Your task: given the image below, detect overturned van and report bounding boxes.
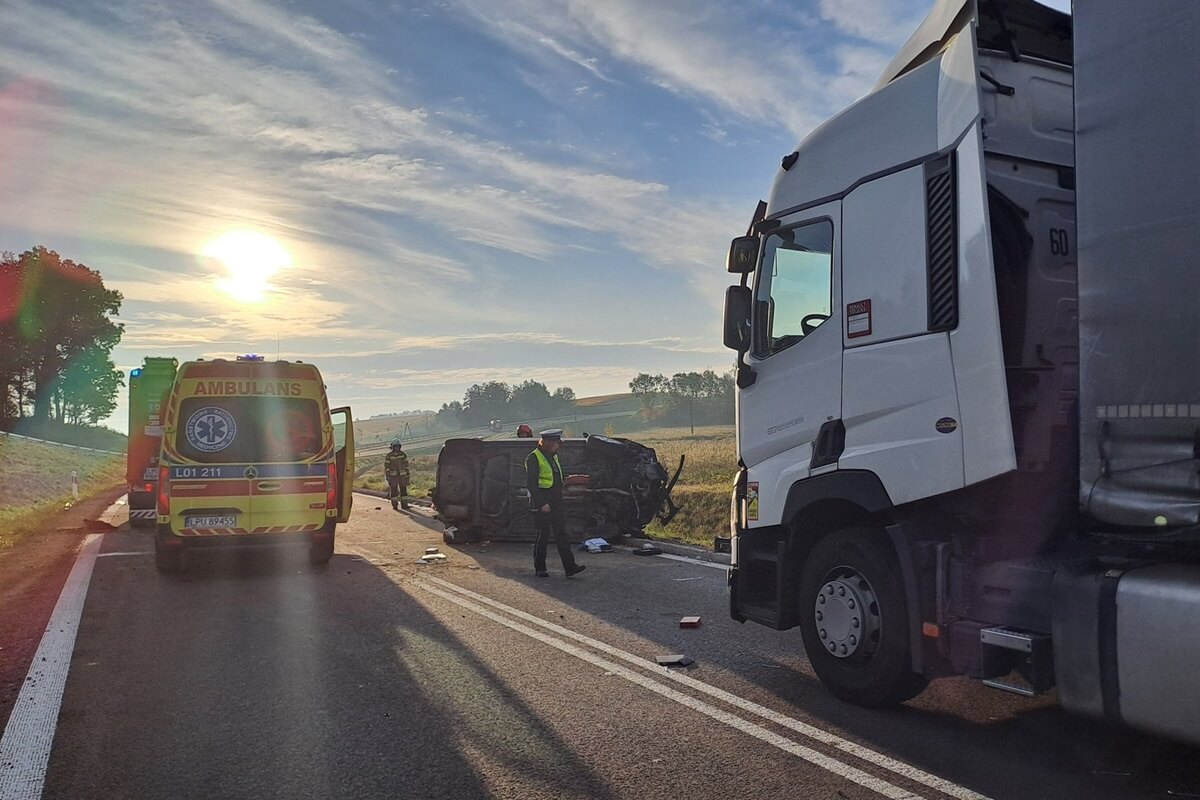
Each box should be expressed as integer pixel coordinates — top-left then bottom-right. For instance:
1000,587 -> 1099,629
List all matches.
433,435 -> 683,543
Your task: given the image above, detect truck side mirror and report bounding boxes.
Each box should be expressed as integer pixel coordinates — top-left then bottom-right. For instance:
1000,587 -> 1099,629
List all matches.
724,285 -> 752,351
727,236 -> 759,274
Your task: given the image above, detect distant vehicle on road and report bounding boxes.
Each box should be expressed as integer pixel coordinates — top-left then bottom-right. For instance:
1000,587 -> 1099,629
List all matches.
489,419 -> 503,433
126,357 -> 177,528
433,434 -> 683,544
153,355 -> 354,572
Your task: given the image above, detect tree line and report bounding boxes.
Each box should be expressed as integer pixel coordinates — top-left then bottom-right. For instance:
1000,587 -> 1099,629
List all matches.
0,248 -> 125,431
629,369 -> 734,431
436,380 -> 576,429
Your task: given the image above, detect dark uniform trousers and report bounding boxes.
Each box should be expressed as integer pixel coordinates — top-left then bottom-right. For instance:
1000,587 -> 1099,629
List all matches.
534,500 -> 576,573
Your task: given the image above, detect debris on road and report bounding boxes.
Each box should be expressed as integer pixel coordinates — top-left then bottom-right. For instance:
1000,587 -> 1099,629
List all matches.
82,518 -> 118,531
417,546 -> 448,565
633,544 -> 663,556
656,654 -> 695,669
679,616 -> 701,628
580,537 -> 612,553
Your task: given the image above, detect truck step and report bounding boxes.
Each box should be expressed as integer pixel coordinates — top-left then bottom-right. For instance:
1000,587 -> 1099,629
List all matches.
979,627 -> 1054,696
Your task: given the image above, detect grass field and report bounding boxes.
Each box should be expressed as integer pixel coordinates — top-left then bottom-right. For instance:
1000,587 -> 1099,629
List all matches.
0,435 -> 126,548
353,424 -> 736,548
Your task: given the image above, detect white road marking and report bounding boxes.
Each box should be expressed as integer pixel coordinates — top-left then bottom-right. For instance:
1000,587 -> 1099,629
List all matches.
0,534 -> 102,800
427,576 -> 989,800
653,552 -> 729,571
96,551 -> 151,558
420,581 -> 922,800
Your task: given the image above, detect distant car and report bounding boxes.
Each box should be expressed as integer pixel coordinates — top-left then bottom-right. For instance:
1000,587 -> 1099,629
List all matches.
433,434 -> 683,543
488,419 -> 503,433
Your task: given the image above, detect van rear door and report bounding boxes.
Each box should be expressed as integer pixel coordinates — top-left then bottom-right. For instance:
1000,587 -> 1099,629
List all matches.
331,407 -> 354,522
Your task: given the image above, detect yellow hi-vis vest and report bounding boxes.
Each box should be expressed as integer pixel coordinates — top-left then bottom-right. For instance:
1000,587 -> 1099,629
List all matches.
531,448 -> 562,489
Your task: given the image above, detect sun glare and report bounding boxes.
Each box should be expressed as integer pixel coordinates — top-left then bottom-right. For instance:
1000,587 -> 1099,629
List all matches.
201,230 -> 291,302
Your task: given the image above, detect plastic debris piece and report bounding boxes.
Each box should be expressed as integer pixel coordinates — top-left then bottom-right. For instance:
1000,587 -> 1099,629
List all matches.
425,547 -> 440,555
580,537 -> 612,553
632,544 -> 663,556
417,552 -> 448,564
655,654 -> 695,668
679,616 -> 701,628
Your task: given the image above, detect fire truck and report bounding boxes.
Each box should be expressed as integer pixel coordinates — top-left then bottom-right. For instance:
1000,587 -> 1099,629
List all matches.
126,357 -> 177,527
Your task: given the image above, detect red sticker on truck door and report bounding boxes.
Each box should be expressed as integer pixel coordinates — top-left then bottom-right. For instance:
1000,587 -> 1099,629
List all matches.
846,299 -> 872,338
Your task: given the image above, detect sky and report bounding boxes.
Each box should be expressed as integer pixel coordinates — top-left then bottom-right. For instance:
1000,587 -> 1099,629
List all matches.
0,0 -> 1069,430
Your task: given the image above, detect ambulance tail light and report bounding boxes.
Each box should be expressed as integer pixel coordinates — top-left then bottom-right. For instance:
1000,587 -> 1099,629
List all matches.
157,466 -> 170,515
326,462 -> 338,511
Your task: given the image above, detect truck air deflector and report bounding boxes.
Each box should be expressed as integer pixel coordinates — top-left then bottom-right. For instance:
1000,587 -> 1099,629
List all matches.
925,155 -> 959,332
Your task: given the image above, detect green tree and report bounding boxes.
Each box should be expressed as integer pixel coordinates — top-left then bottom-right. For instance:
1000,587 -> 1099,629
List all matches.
552,386 -> 575,409
0,248 -> 121,424
629,372 -> 668,414
53,346 -> 125,425
511,380 -> 554,418
462,381 -> 512,425
0,247 -> 123,427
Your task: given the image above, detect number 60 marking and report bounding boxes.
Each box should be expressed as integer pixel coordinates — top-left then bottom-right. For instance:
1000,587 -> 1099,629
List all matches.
1049,227 -> 1070,256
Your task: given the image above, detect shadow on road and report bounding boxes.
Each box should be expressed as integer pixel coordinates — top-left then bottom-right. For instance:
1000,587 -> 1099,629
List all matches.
439,540 -> 1200,800
45,533 -> 615,800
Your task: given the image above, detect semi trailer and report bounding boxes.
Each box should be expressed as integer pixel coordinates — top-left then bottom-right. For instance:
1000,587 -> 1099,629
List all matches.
721,0 -> 1200,743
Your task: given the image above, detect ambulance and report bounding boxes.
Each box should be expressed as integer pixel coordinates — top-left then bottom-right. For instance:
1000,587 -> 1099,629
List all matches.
154,355 -> 354,572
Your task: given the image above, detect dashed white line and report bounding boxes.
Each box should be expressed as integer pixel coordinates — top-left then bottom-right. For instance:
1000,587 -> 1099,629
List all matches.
0,534 -> 102,800
425,576 -> 989,800
420,581 -> 923,800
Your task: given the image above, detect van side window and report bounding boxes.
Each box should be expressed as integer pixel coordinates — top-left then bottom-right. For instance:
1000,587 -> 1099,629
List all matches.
754,220 -> 834,356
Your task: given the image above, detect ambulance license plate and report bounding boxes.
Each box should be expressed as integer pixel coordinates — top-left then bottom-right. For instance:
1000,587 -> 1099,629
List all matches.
184,515 -> 236,528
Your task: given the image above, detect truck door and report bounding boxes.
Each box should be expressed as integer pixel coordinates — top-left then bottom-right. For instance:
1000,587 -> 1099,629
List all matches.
331,407 -> 355,522
739,203 -> 842,525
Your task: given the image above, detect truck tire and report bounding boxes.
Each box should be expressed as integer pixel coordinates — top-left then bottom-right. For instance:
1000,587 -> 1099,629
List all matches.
798,527 -> 928,706
155,539 -> 182,573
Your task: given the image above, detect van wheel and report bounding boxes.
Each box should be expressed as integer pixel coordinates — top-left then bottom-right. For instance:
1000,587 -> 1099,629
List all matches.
155,540 -> 182,573
798,527 -> 928,706
309,533 -> 335,566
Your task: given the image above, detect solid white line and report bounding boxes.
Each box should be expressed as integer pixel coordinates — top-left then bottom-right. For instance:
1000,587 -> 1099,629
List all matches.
427,576 -> 989,800
653,552 -> 729,571
0,534 -> 102,800
420,582 -> 922,800
96,551 -> 151,558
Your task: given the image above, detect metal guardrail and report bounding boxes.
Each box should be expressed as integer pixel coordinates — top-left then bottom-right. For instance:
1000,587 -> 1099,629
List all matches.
0,430 -> 123,456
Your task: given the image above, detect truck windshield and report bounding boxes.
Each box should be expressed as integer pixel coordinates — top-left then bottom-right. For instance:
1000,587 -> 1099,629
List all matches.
754,219 -> 834,356
175,396 -> 324,463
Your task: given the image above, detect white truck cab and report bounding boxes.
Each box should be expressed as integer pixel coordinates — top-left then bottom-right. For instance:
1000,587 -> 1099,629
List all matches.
723,0 -> 1200,743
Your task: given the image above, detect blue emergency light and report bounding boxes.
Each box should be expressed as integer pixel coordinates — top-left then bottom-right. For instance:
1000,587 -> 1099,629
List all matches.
130,368 -> 142,377
237,354 -> 265,362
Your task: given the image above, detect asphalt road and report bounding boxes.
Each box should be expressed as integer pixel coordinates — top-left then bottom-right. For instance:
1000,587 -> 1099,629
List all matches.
24,495 -> 1200,800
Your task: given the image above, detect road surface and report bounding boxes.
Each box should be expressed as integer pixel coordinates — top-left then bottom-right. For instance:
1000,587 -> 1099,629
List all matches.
4,494 -> 1200,800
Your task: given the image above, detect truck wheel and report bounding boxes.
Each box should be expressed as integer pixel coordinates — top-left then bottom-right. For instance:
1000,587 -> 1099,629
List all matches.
155,540 -> 182,573
798,527 -> 928,706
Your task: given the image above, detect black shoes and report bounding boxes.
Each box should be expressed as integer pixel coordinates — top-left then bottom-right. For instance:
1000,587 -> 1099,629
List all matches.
566,565 -> 587,578
536,570 -> 549,577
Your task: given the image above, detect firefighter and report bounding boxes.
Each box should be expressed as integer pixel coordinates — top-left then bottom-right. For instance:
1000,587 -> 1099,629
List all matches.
516,423 -> 533,438
384,438 -> 410,510
525,429 -> 585,578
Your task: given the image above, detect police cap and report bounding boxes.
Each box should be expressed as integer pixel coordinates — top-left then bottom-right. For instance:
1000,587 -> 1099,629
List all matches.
539,429 -> 564,441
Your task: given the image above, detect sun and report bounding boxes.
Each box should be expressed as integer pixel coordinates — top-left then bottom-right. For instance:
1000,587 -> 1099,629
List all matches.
201,230 -> 291,302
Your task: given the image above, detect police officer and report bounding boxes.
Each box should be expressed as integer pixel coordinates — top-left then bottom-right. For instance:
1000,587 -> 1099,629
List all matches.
384,438 -> 410,510
526,429 -> 585,578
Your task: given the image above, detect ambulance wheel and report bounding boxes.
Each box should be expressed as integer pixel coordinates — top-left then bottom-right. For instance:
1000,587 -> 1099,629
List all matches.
797,527 -> 928,707
309,531 -> 335,566
155,540 -> 183,573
